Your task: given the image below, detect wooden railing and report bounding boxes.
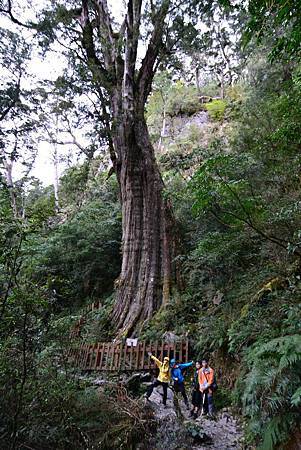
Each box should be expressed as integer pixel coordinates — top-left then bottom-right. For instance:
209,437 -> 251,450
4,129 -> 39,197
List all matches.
69,340 -> 189,371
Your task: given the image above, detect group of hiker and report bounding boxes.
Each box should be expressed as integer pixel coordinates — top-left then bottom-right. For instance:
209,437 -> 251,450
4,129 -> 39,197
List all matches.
145,352 -> 215,418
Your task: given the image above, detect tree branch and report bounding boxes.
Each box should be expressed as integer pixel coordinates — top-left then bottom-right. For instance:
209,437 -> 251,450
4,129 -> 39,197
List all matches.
137,0 -> 170,109
0,75 -> 21,122
123,0 -> 143,111
0,0 -> 34,29
80,0 -> 111,89
92,0 -> 117,73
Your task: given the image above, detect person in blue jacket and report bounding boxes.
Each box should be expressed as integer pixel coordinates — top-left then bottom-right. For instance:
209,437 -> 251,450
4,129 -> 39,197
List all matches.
170,358 -> 193,409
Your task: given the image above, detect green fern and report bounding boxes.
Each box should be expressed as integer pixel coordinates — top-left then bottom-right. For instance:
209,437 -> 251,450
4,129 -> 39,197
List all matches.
240,331 -> 301,448
291,387 -> 301,407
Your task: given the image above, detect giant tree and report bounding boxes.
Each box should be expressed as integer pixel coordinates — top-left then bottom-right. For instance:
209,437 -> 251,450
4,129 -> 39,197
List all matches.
76,0 -> 192,336
54,0 -> 201,336
1,0 -> 202,335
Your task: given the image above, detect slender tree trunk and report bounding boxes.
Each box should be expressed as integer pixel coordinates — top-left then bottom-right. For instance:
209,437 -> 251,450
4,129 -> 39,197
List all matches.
52,117 -> 60,213
2,155 -> 18,217
53,144 -> 59,213
112,113 -> 175,337
195,66 -> 201,96
220,73 -> 225,99
158,104 -> 166,153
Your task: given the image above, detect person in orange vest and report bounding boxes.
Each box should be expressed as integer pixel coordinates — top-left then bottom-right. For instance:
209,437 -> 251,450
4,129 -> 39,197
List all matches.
145,352 -> 171,406
198,358 -> 215,416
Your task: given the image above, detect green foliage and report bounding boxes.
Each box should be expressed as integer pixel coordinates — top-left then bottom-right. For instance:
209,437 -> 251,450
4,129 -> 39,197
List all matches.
35,197 -> 121,307
237,305 -> 301,448
245,0 -> 301,60
205,99 -> 227,121
166,83 -> 202,117
184,422 -> 212,445
80,293 -> 115,341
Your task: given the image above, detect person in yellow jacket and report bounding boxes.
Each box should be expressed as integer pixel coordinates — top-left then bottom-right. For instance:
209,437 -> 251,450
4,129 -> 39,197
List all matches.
145,352 -> 170,406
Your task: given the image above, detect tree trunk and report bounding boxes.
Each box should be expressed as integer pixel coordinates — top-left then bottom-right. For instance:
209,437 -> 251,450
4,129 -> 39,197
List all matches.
52,144 -> 60,213
112,114 -> 175,337
79,0 -> 176,337
158,105 -> 166,153
2,154 -> 18,218
195,66 -> 201,96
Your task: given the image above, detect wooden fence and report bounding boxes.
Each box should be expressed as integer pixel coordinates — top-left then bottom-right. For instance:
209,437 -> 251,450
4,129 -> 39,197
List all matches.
69,340 -> 189,371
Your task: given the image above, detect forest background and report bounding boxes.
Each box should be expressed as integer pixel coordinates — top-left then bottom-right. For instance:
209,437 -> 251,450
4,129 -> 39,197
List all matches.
0,0 -> 300,449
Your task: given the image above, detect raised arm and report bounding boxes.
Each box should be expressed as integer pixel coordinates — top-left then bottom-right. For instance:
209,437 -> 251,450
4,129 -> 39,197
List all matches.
178,361 -> 193,369
150,354 -> 162,368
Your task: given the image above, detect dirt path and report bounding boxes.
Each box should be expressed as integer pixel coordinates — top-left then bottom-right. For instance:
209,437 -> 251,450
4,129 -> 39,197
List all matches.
145,386 -> 246,449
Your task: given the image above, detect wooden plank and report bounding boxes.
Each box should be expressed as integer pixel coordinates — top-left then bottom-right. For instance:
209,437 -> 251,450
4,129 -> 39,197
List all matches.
123,341 -> 127,370
81,345 -> 87,369
89,344 -> 95,369
129,343 -> 134,370
104,343 -> 109,370
79,344 -> 85,368
170,342 -> 175,362
154,341 -> 158,367
118,342 -> 123,371
159,340 -> 163,360
141,341 -> 146,370
146,342 -> 151,369
99,343 -> 105,370
75,344 -> 81,366
185,339 -> 189,362
94,343 -> 100,370
135,342 -> 140,370
114,343 -> 118,370
85,345 -> 92,369
179,340 -> 183,363
110,343 -> 115,370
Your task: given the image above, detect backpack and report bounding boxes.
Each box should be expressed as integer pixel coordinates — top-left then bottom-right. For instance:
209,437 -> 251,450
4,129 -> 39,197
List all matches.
211,375 -> 218,392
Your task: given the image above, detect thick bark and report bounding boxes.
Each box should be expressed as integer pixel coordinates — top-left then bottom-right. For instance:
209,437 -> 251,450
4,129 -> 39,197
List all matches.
80,0 -> 176,336
112,114 -> 176,337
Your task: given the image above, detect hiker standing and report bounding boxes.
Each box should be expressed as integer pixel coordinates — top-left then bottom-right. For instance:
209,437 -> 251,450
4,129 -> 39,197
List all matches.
145,353 -> 170,406
170,358 -> 193,409
190,360 -> 202,418
199,358 -> 215,416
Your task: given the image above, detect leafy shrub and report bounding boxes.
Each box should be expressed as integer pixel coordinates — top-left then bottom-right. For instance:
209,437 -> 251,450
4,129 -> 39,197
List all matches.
34,196 -> 121,307
166,83 -> 202,117
205,99 -> 227,120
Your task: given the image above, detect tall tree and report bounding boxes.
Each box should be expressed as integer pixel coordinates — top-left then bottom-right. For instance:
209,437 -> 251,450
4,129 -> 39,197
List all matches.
189,2 -> 246,98
1,0 -> 201,335
46,0 -> 202,336
77,0 -> 178,335
0,27 -> 38,218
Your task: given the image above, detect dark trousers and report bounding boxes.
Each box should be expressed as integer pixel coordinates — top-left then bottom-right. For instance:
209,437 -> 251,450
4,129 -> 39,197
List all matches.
173,381 -> 188,404
201,390 -> 214,414
191,389 -> 202,408
147,380 -> 168,405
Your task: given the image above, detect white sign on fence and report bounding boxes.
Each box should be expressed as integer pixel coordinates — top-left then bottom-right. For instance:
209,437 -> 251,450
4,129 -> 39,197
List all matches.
126,338 -> 138,347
